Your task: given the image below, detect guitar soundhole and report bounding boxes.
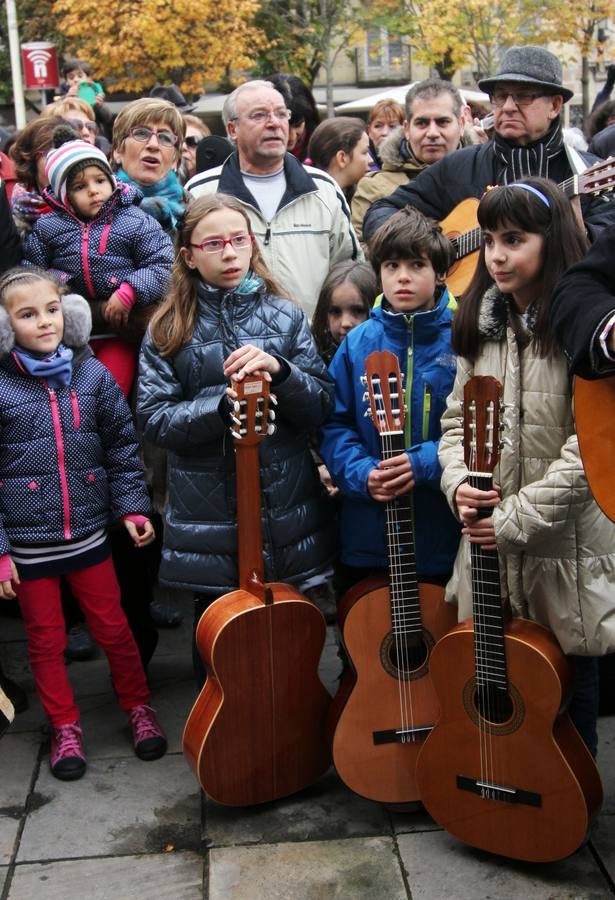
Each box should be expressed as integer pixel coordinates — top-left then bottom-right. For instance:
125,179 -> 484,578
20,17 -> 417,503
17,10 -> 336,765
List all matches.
462,677 -> 525,736
380,630 -> 434,681
474,685 -> 514,724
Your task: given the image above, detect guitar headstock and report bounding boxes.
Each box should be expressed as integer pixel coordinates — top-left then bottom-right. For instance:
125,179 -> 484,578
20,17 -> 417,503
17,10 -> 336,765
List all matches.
230,376 -> 276,446
463,376 -> 503,473
363,350 -> 405,434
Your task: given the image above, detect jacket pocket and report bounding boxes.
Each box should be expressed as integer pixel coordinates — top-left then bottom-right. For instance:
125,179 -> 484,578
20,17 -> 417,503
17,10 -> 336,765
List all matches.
0,477 -> 45,527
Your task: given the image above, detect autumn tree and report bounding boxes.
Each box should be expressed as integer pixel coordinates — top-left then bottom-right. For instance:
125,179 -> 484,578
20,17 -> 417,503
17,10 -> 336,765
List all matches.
51,0 -> 266,95
365,0 -> 554,82
542,0 -> 615,116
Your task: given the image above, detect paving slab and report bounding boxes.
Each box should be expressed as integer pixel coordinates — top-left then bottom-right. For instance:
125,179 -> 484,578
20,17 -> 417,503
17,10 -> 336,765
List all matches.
6,851 -> 203,900
397,829 -> 609,899
0,866 -> 6,893
204,768 -> 389,848
17,754 -> 201,862
0,731 -> 41,864
589,813 -> 615,881
597,713 -> 615,814
208,835 -> 407,900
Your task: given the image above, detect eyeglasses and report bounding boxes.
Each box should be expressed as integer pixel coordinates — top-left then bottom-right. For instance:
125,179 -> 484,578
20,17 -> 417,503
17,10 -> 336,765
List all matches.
65,118 -> 97,133
128,127 -> 178,147
190,234 -> 253,254
183,136 -> 201,148
231,109 -> 292,125
490,90 -> 546,108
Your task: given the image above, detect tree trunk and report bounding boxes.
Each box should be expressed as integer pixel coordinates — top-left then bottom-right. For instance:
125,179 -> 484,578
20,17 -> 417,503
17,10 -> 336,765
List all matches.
434,48 -> 455,81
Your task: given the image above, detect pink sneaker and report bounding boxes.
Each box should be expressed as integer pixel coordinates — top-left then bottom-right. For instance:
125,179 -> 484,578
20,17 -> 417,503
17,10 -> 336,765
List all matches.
50,721 -> 86,781
128,704 -> 167,761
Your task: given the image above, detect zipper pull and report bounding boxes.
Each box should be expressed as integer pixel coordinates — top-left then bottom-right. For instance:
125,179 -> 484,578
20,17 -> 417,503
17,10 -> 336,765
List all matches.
264,225 -> 271,246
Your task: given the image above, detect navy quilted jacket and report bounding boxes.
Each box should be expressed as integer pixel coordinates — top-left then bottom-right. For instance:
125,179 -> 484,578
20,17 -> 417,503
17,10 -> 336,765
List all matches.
137,284 -> 338,593
0,347 -> 151,555
22,183 -> 173,305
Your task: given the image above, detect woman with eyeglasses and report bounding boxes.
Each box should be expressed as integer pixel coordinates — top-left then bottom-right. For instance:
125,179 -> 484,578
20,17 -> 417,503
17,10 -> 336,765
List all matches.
111,98 -> 187,236
180,114 -> 211,183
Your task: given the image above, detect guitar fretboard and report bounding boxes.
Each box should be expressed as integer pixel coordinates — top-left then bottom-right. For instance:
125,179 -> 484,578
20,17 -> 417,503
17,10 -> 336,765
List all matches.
468,474 -> 508,690
382,430 -> 422,639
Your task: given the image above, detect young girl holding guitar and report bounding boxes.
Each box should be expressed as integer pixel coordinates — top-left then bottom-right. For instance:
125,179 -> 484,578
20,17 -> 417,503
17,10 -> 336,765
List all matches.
439,176 -> 615,757
137,194 -> 337,686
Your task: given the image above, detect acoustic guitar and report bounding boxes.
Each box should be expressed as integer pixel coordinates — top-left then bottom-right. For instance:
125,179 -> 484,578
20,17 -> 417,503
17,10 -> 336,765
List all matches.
183,376 -> 331,806
442,157 -> 615,296
415,375 -> 602,862
330,350 -> 456,804
574,374 -> 615,522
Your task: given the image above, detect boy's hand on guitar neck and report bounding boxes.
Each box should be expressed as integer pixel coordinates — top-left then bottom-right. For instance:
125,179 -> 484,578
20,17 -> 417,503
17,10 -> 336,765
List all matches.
368,453 -> 415,502
455,481 -> 501,550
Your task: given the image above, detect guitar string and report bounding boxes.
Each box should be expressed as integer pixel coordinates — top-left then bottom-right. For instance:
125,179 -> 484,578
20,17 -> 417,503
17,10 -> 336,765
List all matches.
375,371 -> 415,743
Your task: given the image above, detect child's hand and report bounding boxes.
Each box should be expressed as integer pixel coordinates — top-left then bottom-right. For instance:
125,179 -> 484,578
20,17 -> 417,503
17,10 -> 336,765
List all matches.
0,558 -> 19,600
223,345 -> 281,382
368,453 -> 414,502
123,517 -> 155,548
94,91 -> 105,106
318,464 -> 339,498
462,515 -> 497,550
103,293 -> 130,329
455,481 -> 500,525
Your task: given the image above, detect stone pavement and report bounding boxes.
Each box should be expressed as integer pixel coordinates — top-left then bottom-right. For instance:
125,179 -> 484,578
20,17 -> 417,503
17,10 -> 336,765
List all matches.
1,590 -> 615,900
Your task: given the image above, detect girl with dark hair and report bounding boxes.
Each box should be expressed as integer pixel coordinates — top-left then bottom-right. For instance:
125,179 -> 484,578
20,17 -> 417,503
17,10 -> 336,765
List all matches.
311,260 -> 375,365
439,176 -> 615,757
137,193 -> 337,683
10,116 -> 66,235
307,117 -> 370,199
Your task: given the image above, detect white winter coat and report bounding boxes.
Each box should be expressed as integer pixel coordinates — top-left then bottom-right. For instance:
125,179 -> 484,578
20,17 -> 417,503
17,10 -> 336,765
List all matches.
439,287 -> 615,656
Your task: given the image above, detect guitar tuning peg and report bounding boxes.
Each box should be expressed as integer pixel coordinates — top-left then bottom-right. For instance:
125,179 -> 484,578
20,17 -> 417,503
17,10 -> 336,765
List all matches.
362,391 -> 369,402
267,424 -> 276,435
269,394 -> 278,406
359,375 -> 367,385
231,414 -> 241,427
233,400 -> 240,413
268,409 -> 276,421
231,430 -> 242,440
364,409 -> 372,418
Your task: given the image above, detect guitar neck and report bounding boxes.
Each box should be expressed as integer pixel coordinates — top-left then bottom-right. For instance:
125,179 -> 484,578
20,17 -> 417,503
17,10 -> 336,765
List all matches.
468,473 -> 508,690
235,443 -> 265,589
381,430 -> 422,638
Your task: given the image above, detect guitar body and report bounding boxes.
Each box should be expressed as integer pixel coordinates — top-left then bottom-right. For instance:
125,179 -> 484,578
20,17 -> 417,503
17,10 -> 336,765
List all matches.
440,197 -> 479,297
574,374 -> 615,521
416,618 -> 603,862
331,577 -> 457,803
183,583 -> 331,806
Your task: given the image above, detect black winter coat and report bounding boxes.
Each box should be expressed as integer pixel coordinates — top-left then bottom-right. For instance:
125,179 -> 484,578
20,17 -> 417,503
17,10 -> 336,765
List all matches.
363,140 -> 615,242
137,284 -> 337,593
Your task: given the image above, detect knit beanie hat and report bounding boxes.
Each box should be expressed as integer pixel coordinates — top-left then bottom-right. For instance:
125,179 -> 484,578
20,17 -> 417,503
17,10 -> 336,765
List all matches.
45,127 -> 115,204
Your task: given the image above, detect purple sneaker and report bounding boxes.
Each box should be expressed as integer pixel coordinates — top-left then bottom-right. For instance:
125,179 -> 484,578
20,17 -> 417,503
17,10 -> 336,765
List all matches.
128,705 -> 167,761
50,721 -> 86,781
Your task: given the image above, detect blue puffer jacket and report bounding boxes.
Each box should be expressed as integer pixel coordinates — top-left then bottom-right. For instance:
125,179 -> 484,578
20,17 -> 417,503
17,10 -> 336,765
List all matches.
137,282 -> 338,593
22,183 -> 173,305
0,338 -> 151,556
320,288 -> 461,577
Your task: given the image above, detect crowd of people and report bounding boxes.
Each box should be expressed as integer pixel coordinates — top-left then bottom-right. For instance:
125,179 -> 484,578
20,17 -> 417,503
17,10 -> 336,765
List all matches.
1,44 -> 615,797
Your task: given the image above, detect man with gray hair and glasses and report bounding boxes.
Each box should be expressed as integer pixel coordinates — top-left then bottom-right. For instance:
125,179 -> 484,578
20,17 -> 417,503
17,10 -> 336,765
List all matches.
187,80 -> 361,320
363,46 -> 615,242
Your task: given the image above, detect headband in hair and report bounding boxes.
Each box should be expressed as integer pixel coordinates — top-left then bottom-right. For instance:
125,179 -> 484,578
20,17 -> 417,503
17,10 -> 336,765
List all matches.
506,183 -> 551,208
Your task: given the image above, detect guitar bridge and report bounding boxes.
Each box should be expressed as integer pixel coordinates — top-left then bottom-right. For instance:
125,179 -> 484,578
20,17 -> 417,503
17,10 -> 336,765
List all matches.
373,725 -> 432,745
456,774 -> 541,807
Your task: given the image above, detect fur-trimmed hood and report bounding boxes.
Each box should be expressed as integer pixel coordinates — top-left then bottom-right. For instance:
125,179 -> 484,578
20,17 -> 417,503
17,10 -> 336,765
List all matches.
477,285 -> 537,341
0,292 -> 92,359
378,126 -> 427,174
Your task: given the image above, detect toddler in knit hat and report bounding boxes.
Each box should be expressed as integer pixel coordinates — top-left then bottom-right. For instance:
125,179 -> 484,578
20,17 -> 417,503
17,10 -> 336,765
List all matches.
20,125 -> 173,397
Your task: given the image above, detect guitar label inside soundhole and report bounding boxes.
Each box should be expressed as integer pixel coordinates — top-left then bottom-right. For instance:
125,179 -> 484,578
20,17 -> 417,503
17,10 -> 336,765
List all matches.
380,630 -> 434,681
462,676 -> 525,736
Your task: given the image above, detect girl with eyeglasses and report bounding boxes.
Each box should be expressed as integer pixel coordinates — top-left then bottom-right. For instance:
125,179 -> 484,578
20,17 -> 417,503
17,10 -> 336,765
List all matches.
137,193 -> 337,684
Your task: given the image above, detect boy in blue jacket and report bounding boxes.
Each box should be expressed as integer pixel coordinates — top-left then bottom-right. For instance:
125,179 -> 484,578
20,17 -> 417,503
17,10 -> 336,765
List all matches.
320,206 -> 461,594
22,129 -> 173,397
